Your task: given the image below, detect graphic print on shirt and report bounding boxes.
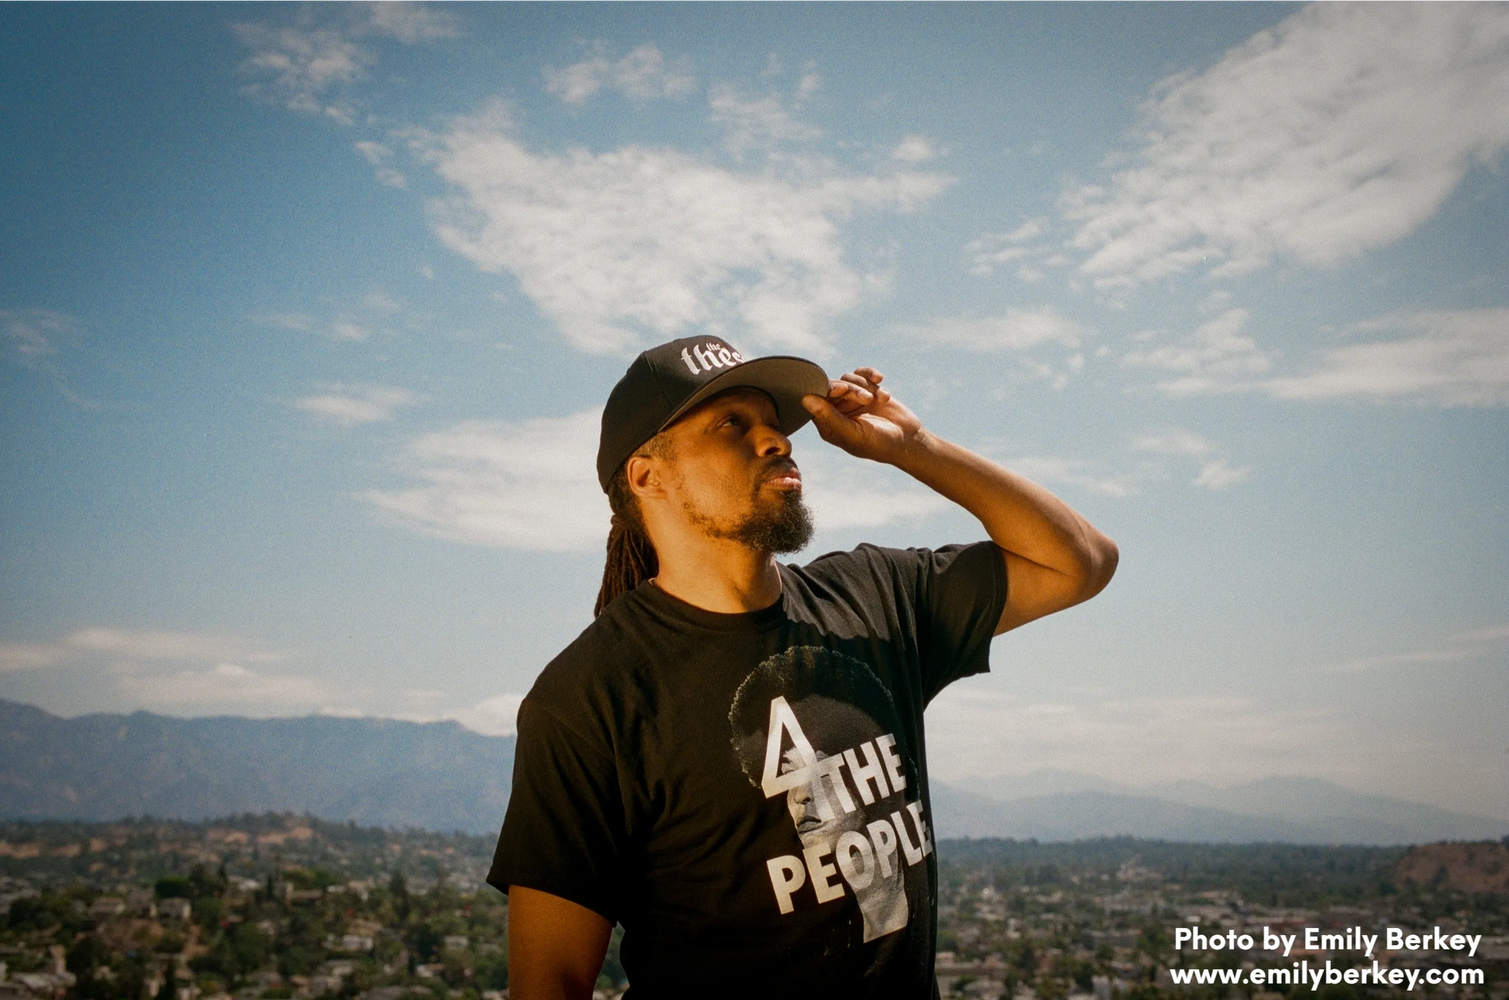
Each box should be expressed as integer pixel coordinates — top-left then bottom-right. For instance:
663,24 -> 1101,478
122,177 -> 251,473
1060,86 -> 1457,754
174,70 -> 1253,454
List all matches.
728,646 -> 934,943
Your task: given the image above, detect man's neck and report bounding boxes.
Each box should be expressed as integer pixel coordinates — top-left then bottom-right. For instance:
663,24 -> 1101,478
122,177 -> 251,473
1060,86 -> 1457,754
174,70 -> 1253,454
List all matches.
651,538 -> 783,614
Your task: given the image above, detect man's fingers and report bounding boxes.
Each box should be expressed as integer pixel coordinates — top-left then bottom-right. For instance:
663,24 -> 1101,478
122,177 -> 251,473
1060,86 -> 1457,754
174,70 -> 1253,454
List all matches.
803,394 -> 863,445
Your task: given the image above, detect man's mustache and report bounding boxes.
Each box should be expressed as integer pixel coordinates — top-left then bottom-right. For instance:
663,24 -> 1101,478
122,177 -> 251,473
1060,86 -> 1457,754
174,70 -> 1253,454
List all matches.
758,457 -> 801,483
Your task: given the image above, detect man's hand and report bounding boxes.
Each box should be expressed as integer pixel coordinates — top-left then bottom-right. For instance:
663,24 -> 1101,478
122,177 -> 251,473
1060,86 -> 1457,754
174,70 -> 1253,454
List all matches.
801,367 -> 924,465
802,365 -> 1117,635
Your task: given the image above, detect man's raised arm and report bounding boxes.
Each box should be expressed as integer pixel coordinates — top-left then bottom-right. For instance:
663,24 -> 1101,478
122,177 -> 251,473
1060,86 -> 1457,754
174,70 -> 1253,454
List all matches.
802,367 -> 1118,634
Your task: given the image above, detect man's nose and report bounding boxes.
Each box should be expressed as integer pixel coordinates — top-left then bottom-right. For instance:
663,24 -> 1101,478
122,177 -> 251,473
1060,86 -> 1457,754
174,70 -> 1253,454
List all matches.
754,421 -> 791,457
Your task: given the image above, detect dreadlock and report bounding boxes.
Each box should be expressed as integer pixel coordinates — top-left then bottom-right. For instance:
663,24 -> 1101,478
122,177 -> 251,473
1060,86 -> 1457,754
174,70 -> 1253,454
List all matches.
594,441 -> 665,616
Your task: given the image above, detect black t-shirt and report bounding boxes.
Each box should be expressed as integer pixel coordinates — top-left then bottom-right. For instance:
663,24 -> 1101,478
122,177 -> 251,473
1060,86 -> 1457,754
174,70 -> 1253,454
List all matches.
489,541 -> 1007,998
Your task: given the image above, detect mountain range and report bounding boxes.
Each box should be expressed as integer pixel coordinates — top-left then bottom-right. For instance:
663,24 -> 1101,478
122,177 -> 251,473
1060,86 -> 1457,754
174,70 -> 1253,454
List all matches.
0,700 -> 513,835
1,701 -> 1502,844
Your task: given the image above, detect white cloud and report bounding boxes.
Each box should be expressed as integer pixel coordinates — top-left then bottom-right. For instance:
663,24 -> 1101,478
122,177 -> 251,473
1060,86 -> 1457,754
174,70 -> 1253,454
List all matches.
232,23 -> 371,121
1190,458 -> 1251,490
1131,429 -> 1216,457
966,219 -> 1046,276
366,409 -> 609,551
65,627 -> 280,663
892,135 -> 937,164
544,43 -> 694,104
797,448 -> 953,531
1264,308 -> 1509,407
447,693 -> 527,737
0,643 -> 64,672
1,627 -> 319,713
1122,308 -> 1272,395
1127,307 -> 1509,407
898,307 -> 1083,353
115,662 -> 329,710
1,308 -> 72,359
1066,4 -> 1509,286
355,141 -> 407,188
365,3 -> 459,45
420,101 -> 950,355
892,308 -> 1086,388
1329,621 -> 1509,673
1004,455 -> 1152,499
233,4 -> 458,122
708,84 -> 824,158
926,688 -> 1350,787
365,408 -> 948,551
1132,429 -> 1250,490
295,384 -> 415,426
252,289 -> 407,342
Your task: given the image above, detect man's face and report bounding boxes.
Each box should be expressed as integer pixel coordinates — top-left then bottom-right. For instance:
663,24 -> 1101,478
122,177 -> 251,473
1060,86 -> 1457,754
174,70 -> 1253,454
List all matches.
652,388 -> 813,554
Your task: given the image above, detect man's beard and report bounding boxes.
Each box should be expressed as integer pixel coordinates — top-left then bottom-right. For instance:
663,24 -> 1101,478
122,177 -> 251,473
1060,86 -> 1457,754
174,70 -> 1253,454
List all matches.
724,487 -> 813,555
682,461 -> 814,555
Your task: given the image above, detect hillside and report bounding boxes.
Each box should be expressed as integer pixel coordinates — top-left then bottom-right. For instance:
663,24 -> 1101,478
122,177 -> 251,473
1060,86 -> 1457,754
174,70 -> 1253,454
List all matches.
0,701 -> 514,835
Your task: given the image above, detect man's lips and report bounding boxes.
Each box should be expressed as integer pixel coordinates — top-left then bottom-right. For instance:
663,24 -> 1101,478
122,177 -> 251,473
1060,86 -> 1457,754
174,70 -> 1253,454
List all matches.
762,461 -> 802,490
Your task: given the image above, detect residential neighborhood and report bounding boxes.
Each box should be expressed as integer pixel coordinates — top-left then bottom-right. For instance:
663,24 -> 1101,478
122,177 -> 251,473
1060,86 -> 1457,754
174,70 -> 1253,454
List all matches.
0,817 -> 1503,1000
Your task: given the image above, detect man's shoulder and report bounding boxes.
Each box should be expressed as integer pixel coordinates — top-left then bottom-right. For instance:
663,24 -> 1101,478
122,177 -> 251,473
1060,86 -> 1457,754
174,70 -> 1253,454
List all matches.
528,591 -> 656,707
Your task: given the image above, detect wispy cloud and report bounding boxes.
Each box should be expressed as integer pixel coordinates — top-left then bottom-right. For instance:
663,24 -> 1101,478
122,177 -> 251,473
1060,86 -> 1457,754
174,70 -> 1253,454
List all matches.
253,289 -> 407,342
966,219 -> 1046,277
294,383 -> 415,426
0,643 -> 65,672
0,628 -> 315,713
1,308 -> 70,360
797,448 -> 953,532
987,427 -> 1249,497
364,3 -> 459,45
1003,454 -> 1154,499
446,693 -> 527,737
1329,622 -> 1509,674
1132,429 -> 1251,490
892,135 -> 938,164
419,101 -> 949,355
926,688 -> 1351,787
708,82 -> 823,158
1122,307 -> 1272,395
1264,308 -> 1509,407
892,308 -> 1087,388
366,407 -> 951,551
544,43 -> 695,104
366,410 -> 608,551
1127,306 -> 1509,407
355,140 -> 407,188
115,662 -> 330,710
1065,4 -> 1509,286
233,4 -> 458,123
64,627 -> 282,663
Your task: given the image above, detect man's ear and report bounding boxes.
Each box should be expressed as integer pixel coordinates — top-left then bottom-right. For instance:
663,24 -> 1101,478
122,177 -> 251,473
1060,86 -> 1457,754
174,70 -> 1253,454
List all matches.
625,454 -> 667,500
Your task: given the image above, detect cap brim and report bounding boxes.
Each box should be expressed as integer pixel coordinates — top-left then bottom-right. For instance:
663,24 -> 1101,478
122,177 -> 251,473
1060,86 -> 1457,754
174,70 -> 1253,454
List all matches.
660,355 -> 831,437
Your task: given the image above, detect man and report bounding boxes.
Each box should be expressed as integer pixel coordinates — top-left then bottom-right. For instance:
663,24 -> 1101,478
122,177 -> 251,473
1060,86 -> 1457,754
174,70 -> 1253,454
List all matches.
490,335 -> 1117,998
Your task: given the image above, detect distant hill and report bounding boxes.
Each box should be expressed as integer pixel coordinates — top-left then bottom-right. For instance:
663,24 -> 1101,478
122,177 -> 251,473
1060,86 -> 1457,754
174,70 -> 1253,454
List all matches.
1395,841 -> 1509,894
5,701 -> 1503,845
934,770 -> 1508,845
0,701 -> 514,835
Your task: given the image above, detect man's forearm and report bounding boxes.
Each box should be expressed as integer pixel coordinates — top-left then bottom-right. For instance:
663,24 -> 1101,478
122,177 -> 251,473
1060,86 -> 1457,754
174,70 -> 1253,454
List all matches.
891,429 -> 1118,623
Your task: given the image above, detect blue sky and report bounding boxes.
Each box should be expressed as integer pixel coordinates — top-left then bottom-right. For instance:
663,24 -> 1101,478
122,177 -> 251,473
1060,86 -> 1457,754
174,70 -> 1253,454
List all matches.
3,3 -> 1507,822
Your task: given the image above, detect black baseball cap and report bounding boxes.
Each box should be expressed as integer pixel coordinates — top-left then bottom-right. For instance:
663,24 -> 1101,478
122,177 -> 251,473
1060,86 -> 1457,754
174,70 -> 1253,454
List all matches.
596,336 -> 830,492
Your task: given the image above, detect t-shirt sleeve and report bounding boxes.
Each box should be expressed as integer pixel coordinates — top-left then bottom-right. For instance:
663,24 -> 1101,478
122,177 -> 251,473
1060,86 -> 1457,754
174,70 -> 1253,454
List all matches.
487,696 -> 627,922
903,540 -> 1008,702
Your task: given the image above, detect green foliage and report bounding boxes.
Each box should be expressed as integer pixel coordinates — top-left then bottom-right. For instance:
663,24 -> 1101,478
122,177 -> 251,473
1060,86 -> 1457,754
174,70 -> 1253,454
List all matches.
155,876 -> 193,899
6,892 -> 69,931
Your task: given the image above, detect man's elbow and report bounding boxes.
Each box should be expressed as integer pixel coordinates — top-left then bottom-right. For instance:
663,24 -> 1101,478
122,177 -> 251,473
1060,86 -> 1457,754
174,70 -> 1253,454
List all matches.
1074,533 -> 1118,604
